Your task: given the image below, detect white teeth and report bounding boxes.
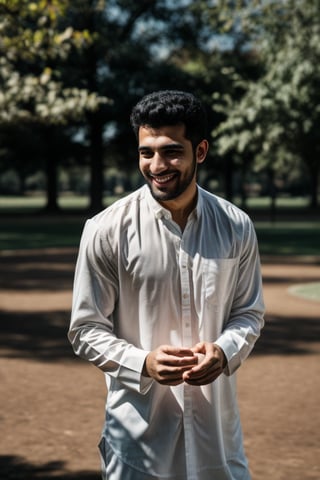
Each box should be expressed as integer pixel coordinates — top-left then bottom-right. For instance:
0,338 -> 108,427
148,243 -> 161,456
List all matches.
152,174 -> 175,183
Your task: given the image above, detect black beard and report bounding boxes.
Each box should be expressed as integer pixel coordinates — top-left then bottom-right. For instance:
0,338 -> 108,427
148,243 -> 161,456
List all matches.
146,153 -> 197,202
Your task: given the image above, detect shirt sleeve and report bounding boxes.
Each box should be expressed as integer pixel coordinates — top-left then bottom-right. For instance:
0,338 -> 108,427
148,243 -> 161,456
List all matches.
68,219 -> 153,394
214,218 -> 265,375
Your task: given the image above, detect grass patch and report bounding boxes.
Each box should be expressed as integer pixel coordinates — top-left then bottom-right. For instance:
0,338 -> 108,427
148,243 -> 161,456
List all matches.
0,215 -> 86,250
0,216 -> 319,256
288,283 -> 320,302
0,194 -> 119,213
234,195 -> 310,210
255,222 -> 320,256
0,195 -> 319,255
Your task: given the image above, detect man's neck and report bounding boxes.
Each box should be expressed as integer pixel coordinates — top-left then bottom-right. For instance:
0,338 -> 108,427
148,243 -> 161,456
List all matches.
161,184 -> 198,231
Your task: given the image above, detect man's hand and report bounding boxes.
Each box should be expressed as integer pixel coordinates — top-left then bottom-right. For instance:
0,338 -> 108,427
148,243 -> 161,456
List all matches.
182,342 -> 227,386
142,345 -> 198,386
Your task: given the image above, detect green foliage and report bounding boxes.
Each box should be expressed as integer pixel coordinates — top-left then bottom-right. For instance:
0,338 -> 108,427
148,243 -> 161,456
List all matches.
0,0 -> 108,125
211,0 -> 320,194
0,0 -> 318,210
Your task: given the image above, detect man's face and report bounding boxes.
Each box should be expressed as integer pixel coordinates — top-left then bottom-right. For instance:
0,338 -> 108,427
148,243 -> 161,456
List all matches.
138,124 -> 205,203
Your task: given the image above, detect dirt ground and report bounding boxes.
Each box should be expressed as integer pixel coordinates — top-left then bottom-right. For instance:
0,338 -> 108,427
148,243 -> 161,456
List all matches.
0,248 -> 319,480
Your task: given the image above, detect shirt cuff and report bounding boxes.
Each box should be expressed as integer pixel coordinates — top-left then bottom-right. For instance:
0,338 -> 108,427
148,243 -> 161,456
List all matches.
214,334 -> 242,376
118,346 -> 154,394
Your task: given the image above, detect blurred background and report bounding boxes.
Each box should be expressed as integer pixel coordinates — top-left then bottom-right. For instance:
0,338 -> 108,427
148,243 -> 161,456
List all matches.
0,0 -> 319,238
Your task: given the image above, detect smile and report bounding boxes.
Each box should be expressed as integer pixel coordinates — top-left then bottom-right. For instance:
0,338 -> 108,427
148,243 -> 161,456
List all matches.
150,173 -> 177,184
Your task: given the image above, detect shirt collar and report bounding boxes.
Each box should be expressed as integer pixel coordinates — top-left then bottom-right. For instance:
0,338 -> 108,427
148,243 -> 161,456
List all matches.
195,186 -> 204,220
144,184 -> 203,221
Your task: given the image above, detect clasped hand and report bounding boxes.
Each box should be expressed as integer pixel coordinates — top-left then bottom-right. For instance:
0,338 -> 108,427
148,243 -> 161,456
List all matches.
142,342 -> 227,386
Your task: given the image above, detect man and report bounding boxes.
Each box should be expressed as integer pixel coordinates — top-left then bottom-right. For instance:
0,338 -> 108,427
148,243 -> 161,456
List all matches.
68,90 -> 265,480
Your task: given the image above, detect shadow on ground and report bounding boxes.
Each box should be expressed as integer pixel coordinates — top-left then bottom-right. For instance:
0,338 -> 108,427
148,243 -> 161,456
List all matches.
254,314 -> 319,355
0,249 -> 319,360
0,310 -> 73,361
0,455 -> 99,480
0,250 -> 77,291
0,309 -> 319,360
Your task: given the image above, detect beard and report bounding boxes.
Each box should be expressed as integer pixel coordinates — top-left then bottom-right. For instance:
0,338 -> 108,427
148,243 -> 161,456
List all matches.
144,155 -> 197,202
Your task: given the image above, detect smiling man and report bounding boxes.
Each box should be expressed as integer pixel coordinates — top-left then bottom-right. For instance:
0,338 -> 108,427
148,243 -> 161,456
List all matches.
138,123 -> 207,231
68,90 -> 265,480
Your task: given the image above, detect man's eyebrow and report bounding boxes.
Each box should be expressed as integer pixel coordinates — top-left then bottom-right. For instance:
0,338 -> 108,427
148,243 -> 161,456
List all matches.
138,143 -> 184,151
162,143 -> 184,150
138,145 -> 152,152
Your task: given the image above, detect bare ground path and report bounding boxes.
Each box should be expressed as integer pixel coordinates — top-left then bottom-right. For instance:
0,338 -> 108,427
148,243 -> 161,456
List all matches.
0,249 -> 319,480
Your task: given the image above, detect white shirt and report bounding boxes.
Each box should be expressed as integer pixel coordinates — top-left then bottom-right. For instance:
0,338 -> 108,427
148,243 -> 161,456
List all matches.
69,185 -> 265,480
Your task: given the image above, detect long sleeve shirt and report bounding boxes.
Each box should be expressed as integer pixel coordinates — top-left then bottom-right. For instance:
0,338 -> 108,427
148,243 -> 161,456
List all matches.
68,184 -> 265,480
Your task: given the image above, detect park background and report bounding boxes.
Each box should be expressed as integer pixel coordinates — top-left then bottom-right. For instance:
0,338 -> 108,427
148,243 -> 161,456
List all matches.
0,1 -> 319,479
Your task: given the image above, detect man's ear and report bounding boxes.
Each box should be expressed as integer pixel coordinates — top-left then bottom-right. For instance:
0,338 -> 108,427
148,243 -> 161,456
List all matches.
196,139 -> 209,164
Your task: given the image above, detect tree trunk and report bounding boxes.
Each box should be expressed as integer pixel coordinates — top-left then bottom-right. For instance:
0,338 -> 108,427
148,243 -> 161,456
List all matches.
44,127 -> 60,212
240,163 -> 247,210
84,4 -> 105,215
266,168 -> 277,222
17,171 -> 27,196
88,115 -> 104,214
309,164 -> 319,209
224,154 -> 234,202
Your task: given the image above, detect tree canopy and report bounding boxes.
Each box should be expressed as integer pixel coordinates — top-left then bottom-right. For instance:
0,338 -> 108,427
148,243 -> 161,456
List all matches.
0,0 -> 318,211
212,0 -> 320,207
0,0 -> 106,124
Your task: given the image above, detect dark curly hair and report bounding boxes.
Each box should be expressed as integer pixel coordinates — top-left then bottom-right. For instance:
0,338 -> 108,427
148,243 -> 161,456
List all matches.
130,90 -> 208,149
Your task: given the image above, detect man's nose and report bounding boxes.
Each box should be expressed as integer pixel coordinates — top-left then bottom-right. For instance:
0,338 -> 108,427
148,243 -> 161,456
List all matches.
150,152 -> 167,173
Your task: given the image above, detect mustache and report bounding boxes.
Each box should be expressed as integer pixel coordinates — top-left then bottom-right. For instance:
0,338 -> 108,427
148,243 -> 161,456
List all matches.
148,171 -> 178,177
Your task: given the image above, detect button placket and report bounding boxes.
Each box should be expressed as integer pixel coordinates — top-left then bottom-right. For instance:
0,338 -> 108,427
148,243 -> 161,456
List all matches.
179,246 -> 192,346
179,228 -> 197,480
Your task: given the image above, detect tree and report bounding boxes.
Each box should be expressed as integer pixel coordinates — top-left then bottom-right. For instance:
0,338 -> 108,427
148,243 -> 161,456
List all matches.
0,0 -> 107,211
211,0 -> 320,209
49,0 -> 223,212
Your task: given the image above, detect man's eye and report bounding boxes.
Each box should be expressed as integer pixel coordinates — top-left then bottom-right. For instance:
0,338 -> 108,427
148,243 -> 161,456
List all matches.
140,151 -> 153,158
166,149 -> 180,157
